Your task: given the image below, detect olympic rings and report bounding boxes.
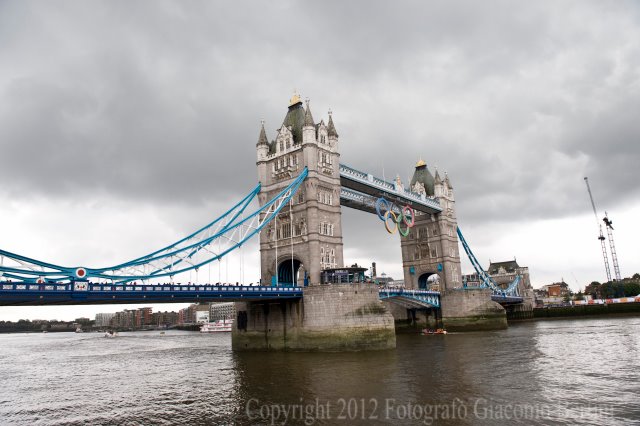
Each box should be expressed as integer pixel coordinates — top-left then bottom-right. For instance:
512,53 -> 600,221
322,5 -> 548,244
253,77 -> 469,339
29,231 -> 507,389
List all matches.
397,213 -> 411,237
375,198 -> 390,221
383,210 -> 398,234
402,205 -> 415,227
376,197 -> 416,237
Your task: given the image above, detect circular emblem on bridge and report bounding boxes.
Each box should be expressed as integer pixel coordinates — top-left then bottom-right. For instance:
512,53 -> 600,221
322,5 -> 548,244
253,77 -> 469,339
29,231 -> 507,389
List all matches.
376,197 -> 416,237
75,268 -> 87,279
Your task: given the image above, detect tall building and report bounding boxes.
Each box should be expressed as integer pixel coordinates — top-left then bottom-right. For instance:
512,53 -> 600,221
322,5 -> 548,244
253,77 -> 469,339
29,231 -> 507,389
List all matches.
112,310 -> 136,329
209,302 -> 235,321
178,304 -> 197,324
135,307 -> 153,328
194,304 -> 210,324
95,313 -> 115,328
153,311 -> 179,327
256,94 -> 343,286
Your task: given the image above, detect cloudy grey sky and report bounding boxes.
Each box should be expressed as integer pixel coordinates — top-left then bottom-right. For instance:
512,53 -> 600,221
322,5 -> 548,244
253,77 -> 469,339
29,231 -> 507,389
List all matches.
1,1 -> 639,321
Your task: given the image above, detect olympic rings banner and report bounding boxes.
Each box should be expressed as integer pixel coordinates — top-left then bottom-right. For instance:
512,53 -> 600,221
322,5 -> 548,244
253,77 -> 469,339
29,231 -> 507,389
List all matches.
375,197 -> 415,237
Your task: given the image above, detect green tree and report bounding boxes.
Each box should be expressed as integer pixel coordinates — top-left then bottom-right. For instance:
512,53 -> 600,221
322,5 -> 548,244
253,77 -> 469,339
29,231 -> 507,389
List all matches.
624,282 -> 640,297
585,281 -> 601,299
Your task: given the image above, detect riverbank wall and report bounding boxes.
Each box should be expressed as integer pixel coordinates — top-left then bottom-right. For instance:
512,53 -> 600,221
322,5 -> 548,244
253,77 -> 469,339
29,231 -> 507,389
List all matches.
531,303 -> 640,319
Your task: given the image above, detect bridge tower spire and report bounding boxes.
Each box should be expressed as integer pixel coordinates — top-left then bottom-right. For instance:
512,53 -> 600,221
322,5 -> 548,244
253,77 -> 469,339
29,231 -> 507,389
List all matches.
256,94 -> 344,286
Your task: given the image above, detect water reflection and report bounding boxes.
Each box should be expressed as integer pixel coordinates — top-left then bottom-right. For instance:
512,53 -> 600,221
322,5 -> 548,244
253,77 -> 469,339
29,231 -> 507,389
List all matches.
0,318 -> 638,425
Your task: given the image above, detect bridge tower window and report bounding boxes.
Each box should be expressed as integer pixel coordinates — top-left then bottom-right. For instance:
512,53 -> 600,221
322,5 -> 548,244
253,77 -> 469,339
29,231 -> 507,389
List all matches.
319,222 -> 334,236
317,189 -> 333,205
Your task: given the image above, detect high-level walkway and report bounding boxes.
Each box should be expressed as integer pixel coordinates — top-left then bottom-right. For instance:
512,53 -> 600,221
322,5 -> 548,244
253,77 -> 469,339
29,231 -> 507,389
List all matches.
339,163 -> 442,214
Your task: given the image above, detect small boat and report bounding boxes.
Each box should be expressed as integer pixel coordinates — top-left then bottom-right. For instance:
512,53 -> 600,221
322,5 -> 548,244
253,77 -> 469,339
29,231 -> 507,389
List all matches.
75,327 -> 84,333
104,330 -> 117,338
422,328 -> 447,335
200,319 -> 233,333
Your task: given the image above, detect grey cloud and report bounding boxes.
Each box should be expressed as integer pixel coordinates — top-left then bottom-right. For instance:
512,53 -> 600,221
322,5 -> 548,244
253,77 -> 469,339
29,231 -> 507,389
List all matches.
1,0 -> 639,230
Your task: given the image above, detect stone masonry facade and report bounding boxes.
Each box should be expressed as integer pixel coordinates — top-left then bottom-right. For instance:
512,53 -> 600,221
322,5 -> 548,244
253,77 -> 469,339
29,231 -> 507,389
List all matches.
256,95 -> 343,286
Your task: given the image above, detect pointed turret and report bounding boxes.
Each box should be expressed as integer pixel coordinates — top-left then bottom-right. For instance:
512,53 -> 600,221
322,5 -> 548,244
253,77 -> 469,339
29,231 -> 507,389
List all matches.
256,120 -> 269,162
257,120 -> 269,146
434,169 -> 442,184
304,99 -> 315,127
433,168 -> 443,197
303,99 -> 316,144
327,110 -> 339,138
444,172 -> 453,189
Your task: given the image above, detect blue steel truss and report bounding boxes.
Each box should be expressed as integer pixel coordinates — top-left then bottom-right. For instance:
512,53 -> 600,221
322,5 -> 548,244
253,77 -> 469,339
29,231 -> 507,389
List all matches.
0,169 -> 308,284
456,227 -> 521,297
378,288 -> 440,308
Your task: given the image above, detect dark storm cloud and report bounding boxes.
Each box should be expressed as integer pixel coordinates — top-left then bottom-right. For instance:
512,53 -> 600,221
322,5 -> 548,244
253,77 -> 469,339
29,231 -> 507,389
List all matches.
1,0 -> 639,226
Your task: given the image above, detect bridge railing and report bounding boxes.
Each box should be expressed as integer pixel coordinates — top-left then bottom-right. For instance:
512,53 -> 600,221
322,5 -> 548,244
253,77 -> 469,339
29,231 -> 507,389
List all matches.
0,282 -> 302,294
378,288 -> 440,295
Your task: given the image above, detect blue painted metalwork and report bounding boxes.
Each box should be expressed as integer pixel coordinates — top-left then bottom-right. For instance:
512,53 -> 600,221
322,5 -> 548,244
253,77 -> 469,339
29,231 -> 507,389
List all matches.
491,294 -> 524,305
378,288 -> 441,308
0,281 -> 302,306
456,227 -> 522,299
0,169 -> 308,284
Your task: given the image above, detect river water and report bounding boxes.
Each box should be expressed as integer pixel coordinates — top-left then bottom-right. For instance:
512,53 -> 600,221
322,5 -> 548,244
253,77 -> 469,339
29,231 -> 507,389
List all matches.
0,317 -> 639,425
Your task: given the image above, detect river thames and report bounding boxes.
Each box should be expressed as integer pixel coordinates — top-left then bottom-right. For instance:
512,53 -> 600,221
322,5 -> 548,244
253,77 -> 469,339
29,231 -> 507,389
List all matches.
0,317 -> 638,425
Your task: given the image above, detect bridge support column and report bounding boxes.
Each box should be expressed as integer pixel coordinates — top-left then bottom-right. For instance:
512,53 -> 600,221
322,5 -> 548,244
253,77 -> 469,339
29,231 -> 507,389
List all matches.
383,302 -> 438,332
440,289 -> 507,331
232,284 -> 396,351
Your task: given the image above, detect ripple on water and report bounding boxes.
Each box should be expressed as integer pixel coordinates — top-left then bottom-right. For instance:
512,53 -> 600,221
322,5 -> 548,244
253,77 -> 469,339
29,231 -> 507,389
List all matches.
1,320 -> 639,425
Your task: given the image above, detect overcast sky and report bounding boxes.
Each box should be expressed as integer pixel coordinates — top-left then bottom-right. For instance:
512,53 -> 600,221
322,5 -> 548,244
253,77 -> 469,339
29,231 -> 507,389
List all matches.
1,1 -> 639,321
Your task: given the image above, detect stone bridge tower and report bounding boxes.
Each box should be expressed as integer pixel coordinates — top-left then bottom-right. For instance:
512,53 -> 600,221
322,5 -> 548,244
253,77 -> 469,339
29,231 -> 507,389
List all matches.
256,94 -> 344,286
400,160 -> 462,291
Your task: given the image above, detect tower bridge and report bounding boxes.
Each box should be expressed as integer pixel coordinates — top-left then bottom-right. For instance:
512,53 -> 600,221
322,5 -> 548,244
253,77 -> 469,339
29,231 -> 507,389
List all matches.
0,93 -> 534,350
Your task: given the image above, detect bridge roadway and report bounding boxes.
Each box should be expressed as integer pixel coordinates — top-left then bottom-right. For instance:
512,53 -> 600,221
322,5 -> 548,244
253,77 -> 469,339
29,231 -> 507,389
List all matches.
0,281 -> 519,307
0,282 -> 303,306
0,281 -> 443,308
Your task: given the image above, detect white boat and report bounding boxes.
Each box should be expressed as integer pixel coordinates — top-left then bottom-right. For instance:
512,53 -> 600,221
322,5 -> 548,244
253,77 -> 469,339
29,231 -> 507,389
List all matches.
200,319 -> 233,333
104,330 -> 117,338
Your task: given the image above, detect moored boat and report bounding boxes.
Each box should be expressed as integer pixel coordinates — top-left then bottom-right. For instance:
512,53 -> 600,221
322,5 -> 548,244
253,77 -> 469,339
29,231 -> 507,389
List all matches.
200,319 -> 233,333
422,328 -> 447,335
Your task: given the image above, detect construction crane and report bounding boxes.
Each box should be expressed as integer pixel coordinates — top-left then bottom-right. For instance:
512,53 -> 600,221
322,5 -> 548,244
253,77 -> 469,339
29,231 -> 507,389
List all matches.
603,211 -> 622,281
584,177 -> 612,282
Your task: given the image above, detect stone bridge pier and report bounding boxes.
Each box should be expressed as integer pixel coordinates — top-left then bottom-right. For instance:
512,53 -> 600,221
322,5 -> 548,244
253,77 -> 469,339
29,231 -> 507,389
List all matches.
232,284 -> 395,351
